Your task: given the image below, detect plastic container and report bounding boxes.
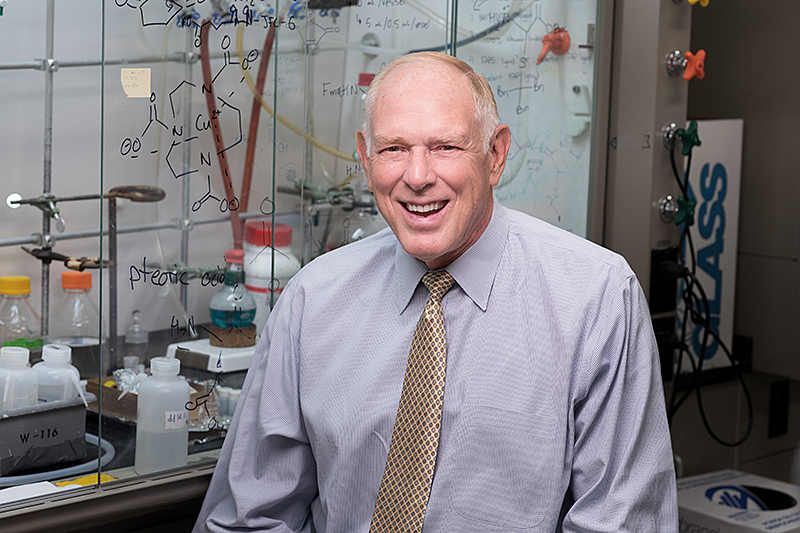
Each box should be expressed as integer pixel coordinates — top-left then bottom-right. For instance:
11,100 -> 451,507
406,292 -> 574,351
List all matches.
243,221 -> 301,332
33,344 -> 82,402
0,346 -> 38,412
216,386 -> 231,419
0,276 -> 43,360
209,249 -> 257,328
134,357 -> 191,475
49,271 -> 102,379
229,389 -> 241,416
124,309 -> 149,367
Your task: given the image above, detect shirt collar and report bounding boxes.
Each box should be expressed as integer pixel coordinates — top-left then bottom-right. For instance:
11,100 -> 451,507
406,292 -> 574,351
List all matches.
394,197 -> 509,314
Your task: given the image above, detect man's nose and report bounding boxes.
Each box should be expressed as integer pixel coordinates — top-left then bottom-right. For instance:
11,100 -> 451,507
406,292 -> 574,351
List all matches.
403,148 -> 436,190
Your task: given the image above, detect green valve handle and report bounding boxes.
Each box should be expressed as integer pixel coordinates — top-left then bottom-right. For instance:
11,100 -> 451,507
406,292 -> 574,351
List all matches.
675,196 -> 697,227
678,120 -> 701,156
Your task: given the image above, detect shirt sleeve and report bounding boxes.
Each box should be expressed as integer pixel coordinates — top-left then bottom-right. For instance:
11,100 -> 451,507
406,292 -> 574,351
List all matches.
562,275 -> 678,533
193,280 -> 318,533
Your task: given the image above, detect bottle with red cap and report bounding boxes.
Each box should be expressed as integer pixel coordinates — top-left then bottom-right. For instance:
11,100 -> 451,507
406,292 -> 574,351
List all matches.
209,249 -> 257,328
49,270 -> 102,379
243,220 -> 301,332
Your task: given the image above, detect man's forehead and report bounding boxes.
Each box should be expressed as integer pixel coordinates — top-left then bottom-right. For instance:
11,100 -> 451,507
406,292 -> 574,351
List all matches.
378,62 -> 465,95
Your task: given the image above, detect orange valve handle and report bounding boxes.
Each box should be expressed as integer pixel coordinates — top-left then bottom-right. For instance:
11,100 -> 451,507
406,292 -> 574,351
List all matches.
684,49 -> 706,80
536,27 -> 570,65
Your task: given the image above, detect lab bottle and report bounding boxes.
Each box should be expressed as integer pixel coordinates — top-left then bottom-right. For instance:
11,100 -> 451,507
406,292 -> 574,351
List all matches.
0,275 -> 43,361
243,221 -> 300,332
124,309 -> 149,367
0,346 -> 38,412
49,271 -> 102,379
134,357 -> 191,475
209,249 -> 257,328
33,344 -> 81,402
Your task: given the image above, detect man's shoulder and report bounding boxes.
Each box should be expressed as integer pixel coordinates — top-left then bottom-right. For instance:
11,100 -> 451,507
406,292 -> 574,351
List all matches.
503,207 -> 634,279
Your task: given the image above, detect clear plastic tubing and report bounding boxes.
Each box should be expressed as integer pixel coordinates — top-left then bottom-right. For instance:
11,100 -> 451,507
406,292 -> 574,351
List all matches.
134,357 -> 191,475
0,346 -> 38,412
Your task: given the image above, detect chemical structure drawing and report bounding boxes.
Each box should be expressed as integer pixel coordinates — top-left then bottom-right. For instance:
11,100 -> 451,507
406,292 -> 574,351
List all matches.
121,76 -> 244,183
303,15 -> 342,47
142,92 -> 170,138
511,4 -> 560,58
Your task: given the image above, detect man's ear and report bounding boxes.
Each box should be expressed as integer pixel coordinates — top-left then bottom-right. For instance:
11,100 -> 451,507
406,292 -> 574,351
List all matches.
489,125 -> 511,187
356,130 -> 372,191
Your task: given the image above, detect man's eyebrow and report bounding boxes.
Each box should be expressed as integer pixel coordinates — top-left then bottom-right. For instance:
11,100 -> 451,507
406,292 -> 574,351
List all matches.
373,133 -> 471,147
373,135 -> 405,147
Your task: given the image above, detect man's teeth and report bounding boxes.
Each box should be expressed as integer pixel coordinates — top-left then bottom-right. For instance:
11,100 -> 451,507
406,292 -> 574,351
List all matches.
406,202 -> 444,213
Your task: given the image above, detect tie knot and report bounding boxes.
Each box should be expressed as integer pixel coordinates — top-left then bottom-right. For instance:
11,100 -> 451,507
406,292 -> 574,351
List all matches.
422,271 -> 455,303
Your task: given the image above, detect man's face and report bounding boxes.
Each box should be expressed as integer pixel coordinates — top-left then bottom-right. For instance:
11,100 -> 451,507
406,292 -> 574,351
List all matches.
357,66 -> 510,270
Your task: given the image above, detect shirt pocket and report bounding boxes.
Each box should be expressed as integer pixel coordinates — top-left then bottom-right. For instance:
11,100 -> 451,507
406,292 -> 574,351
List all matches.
454,405 -> 560,529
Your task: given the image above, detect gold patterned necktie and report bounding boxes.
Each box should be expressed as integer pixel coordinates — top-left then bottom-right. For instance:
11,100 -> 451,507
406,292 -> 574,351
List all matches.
370,270 -> 456,533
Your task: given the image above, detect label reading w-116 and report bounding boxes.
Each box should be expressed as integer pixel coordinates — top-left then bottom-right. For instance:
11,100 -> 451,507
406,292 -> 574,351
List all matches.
165,410 -> 189,430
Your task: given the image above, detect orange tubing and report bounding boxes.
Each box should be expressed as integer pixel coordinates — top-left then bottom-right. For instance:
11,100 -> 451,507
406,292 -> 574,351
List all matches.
240,23 -> 276,213
200,21 -> 243,248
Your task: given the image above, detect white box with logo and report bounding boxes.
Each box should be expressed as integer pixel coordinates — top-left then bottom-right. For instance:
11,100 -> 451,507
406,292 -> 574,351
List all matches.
678,470 -> 800,532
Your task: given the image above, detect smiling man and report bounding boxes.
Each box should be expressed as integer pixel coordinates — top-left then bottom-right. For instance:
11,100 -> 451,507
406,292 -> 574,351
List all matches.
194,52 -> 677,533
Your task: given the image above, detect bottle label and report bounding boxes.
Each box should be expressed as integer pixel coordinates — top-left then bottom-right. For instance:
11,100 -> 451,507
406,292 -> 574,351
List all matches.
165,410 -> 189,430
4,338 -> 44,350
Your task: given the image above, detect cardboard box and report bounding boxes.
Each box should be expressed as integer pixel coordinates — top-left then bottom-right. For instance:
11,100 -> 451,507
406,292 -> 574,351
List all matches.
0,395 -> 96,476
86,377 -> 215,422
678,470 -> 800,532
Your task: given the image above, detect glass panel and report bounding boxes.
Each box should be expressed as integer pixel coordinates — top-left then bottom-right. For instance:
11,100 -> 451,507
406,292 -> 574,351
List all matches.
99,1 -> 293,481
0,0 -> 105,499
455,0 -> 599,237
0,0 -> 602,513
299,0 -> 452,259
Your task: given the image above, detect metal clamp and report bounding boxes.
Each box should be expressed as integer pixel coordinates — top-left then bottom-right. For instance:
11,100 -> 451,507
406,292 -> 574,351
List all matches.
662,122 -> 680,150
666,50 -> 687,77
659,195 -> 680,223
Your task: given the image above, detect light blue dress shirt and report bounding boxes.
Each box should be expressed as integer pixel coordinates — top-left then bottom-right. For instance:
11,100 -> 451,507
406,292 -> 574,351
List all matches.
194,200 -> 678,532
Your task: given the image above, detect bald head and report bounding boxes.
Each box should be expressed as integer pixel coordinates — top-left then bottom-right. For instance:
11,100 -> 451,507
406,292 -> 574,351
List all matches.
362,52 -> 500,154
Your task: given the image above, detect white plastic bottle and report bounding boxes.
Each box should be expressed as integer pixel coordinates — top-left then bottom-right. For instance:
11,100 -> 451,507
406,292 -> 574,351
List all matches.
33,344 -> 82,402
0,346 -> 38,412
243,220 -> 301,332
134,357 -> 191,475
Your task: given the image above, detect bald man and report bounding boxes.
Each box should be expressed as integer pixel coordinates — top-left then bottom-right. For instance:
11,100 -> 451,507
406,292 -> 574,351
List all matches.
194,52 -> 677,533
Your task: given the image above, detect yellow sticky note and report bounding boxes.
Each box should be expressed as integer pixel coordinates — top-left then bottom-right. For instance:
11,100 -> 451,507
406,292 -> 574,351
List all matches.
121,68 -> 151,98
54,474 -> 116,487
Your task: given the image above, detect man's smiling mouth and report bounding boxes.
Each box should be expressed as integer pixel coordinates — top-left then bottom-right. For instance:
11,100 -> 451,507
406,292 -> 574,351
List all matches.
403,201 -> 446,216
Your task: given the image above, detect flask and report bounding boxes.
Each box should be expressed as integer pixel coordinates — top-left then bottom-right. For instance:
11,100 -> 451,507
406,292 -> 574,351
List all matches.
209,249 -> 257,328
134,357 -> 191,475
124,309 -> 149,367
243,221 -> 301,332
33,344 -> 81,402
0,276 -> 43,360
0,346 -> 38,412
49,271 -> 101,379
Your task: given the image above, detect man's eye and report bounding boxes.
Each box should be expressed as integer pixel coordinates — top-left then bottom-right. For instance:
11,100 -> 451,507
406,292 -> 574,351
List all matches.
439,145 -> 457,151
383,146 -> 400,152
